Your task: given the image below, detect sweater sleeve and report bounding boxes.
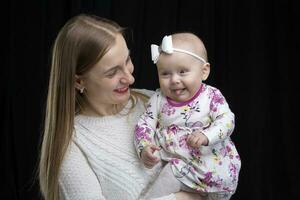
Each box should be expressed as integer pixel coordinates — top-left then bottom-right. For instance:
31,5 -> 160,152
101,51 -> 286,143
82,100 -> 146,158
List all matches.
201,88 -> 235,145
151,194 -> 177,200
59,141 -> 106,200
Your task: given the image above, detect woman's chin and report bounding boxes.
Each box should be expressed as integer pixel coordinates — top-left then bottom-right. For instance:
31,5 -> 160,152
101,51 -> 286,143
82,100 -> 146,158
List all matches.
114,90 -> 130,103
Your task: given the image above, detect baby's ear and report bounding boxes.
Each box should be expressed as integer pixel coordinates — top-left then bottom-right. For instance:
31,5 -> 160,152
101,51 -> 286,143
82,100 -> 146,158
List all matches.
201,63 -> 210,81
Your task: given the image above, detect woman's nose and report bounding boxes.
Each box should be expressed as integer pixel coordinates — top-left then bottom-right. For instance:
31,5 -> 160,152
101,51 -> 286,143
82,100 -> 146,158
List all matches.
121,70 -> 135,85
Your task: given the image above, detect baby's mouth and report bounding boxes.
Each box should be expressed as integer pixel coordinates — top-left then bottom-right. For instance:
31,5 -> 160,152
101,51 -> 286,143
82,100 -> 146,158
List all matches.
172,88 -> 186,95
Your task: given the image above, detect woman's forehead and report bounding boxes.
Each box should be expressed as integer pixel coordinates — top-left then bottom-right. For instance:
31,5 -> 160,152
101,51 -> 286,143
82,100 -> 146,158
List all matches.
94,35 -> 129,71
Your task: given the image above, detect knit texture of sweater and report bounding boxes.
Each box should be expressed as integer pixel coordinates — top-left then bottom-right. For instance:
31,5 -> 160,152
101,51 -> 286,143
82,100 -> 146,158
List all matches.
59,90 -> 176,200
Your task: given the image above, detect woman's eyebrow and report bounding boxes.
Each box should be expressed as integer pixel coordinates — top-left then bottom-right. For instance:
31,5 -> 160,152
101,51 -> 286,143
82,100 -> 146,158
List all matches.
103,65 -> 120,74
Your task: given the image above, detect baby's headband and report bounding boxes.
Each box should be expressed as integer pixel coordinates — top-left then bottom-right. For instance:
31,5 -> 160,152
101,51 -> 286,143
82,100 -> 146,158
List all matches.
151,35 -> 208,64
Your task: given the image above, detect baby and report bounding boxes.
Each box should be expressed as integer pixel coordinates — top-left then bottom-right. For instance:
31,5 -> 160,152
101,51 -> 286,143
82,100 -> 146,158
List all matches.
135,33 -> 241,200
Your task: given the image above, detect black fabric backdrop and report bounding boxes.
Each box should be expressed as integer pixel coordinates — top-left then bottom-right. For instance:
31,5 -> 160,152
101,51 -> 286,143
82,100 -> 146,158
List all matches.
2,0 -> 299,199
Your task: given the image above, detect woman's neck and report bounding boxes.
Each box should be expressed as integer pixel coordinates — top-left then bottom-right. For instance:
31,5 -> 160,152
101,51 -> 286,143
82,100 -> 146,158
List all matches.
81,100 -> 128,117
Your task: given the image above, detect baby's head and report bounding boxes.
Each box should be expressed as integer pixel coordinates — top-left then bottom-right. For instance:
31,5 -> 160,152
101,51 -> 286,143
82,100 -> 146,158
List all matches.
151,33 -> 210,103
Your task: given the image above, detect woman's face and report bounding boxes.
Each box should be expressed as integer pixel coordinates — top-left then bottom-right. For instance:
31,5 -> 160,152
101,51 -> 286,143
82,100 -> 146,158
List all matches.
79,34 -> 135,114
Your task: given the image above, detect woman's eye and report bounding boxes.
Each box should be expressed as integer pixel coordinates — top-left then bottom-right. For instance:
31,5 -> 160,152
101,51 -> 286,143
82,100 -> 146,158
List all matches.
106,70 -> 117,77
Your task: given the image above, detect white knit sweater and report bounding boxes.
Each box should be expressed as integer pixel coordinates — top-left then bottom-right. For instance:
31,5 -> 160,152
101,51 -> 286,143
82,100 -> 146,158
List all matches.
59,90 -> 176,200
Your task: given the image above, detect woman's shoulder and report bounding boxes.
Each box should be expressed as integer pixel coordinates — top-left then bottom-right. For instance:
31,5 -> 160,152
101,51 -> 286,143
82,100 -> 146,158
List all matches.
131,88 -> 158,104
131,88 -> 155,97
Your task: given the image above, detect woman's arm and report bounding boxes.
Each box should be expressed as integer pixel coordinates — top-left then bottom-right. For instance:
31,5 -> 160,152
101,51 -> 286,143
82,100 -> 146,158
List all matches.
149,191 -> 203,200
175,191 -> 203,200
59,142 -> 106,200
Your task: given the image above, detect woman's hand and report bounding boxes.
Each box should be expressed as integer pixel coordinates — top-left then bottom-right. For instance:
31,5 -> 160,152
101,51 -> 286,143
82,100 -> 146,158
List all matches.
175,191 -> 203,200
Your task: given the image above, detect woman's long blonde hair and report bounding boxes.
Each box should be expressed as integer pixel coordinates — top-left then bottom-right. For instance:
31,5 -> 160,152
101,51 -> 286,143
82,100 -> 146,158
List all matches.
39,14 -> 128,200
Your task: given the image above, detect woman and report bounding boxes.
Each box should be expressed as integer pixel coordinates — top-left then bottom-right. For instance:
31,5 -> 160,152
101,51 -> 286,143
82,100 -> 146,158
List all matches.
39,14 -> 202,200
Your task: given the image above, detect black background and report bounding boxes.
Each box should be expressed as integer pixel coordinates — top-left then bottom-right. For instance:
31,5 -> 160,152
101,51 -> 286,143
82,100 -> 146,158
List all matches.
2,0 -> 299,199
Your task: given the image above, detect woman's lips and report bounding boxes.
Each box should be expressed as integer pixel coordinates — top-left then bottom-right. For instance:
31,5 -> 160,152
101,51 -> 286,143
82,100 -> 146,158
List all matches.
114,87 -> 129,93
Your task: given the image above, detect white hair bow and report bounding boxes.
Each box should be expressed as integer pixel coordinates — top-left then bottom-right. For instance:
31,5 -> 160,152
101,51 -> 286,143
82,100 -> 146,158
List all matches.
150,35 -> 207,64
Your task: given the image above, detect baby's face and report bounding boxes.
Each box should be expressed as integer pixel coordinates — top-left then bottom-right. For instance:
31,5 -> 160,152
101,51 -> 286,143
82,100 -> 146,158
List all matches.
157,52 -> 208,103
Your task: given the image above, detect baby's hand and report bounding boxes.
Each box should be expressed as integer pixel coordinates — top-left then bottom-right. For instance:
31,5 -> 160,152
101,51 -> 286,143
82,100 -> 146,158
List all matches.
187,131 -> 208,148
141,144 -> 161,169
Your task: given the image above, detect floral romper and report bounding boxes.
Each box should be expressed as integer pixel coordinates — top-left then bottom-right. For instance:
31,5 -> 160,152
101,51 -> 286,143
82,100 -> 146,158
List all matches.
135,84 -> 241,194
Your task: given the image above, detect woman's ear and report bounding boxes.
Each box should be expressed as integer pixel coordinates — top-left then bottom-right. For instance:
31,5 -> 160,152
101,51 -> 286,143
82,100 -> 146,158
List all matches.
201,63 -> 210,81
75,75 -> 85,91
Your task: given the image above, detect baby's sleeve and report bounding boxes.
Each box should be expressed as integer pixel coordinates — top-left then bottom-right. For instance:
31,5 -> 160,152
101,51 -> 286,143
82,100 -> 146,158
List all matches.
202,89 -> 235,145
134,90 -> 161,158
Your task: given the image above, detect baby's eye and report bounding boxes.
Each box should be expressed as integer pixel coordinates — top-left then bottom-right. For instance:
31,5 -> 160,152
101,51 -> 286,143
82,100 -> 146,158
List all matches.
179,69 -> 188,74
161,71 -> 170,76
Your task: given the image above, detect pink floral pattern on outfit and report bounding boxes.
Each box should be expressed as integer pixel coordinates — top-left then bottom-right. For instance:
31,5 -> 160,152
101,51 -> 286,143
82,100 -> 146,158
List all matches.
134,84 -> 241,194
161,103 -> 176,116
